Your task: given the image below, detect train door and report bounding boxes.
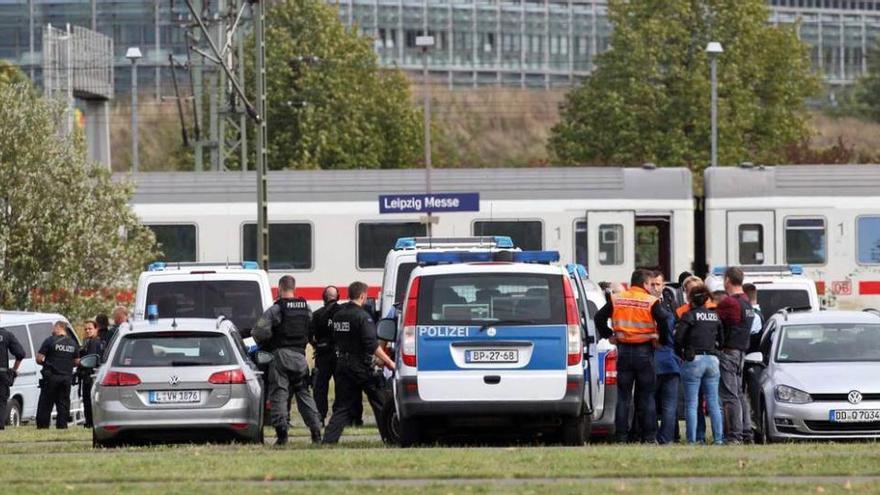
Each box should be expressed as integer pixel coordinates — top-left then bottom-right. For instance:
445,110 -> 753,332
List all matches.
635,216 -> 671,279
587,211 -> 634,285
727,211 -> 775,265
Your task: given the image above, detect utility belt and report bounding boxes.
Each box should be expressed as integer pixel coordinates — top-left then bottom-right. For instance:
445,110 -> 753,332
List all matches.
336,351 -> 371,365
613,331 -> 659,345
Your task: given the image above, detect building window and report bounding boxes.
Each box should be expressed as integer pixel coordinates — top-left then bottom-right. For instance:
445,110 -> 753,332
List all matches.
146,224 -> 197,263
784,217 -> 826,265
472,220 -> 543,251
858,216 -> 880,264
242,223 -> 312,270
574,221 -> 588,267
599,224 -> 623,265
358,222 -> 426,269
739,224 -> 765,265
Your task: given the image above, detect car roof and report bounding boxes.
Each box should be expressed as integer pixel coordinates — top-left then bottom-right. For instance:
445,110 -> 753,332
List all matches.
771,310 -> 880,325
0,311 -> 67,325
413,262 -> 564,277
124,318 -> 236,334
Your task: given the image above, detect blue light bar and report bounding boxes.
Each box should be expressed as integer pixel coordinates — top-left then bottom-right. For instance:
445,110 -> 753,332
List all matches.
148,262 -> 167,271
788,264 -> 803,275
241,261 -> 260,270
712,265 -> 804,276
395,237 -> 417,249
712,266 -> 725,276
395,236 -> 515,250
576,264 -> 588,278
513,251 -> 560,263
493,236 -> 514,249
416,251 -> 494,264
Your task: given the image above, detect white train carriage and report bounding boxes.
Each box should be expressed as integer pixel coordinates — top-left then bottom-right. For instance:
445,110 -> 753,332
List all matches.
704,164 -> 880,310
126,167 -> 694,302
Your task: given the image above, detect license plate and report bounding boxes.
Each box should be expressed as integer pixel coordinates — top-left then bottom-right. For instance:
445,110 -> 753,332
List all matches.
465,349 -> 518,363
829,409 -> 880,422
149,390 -> 201,404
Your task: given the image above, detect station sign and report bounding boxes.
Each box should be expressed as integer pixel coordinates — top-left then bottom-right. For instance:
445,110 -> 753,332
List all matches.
379,193 -> 480,214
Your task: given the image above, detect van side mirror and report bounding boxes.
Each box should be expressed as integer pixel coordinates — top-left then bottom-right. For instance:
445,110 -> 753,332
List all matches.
744,352 -> 764,365
377,318 -> 398,342
254,350 -> 274,366
79,354 -> 100,369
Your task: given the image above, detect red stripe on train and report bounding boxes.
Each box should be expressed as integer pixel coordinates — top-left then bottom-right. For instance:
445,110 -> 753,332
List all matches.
273,286 -> 381,300
859,282 -> 880,296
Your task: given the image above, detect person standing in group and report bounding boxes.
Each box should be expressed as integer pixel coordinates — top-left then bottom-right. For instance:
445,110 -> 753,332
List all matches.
35,322 -> 79,429
675,283 -> 724,444
594,269 -> 670,443
253,276 -> 323,445
323,282 -> 396,444
95,314 -> 112,348
0,318 -> 26,430
675,276 -> 705,319
110,307 -> 130,335
743,283 -> 764,352
310,285 -> 340,426
79,320 -> 104,428
650,271 -> 680,445
715,267 -> 755,445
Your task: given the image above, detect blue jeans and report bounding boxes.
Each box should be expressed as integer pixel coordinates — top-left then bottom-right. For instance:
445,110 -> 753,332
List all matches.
682,355 -> 723,444
615,343 -> 657,443
656,373 -> 679,444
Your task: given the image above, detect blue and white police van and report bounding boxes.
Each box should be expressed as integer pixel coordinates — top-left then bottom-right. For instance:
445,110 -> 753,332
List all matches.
378,250 -> 595,446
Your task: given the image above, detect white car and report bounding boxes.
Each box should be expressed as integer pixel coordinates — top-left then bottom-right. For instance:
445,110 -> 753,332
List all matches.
2,311 -> 83,427
746,309 -> 880,442
133,262 -> 274,336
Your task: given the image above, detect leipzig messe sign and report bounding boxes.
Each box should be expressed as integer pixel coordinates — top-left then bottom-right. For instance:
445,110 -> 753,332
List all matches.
379,193 -> 480,214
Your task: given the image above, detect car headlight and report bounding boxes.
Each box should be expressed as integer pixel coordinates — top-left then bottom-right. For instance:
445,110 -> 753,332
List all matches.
775,385 -> 812,404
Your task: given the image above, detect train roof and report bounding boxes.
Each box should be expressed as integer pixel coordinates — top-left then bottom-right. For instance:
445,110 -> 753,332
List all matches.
704,164 -> 880,198
121,167 -> 692,204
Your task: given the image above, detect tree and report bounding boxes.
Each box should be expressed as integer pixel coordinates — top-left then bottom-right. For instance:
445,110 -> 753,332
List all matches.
857,38 -> 880,123
549,0 -> 820,173
0,83 -> 157,321
263,0 -> 422,170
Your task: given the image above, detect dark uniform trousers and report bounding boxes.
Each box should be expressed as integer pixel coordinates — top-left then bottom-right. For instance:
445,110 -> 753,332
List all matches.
268,347 -> 322,432
81,375 -> 95,427
36,371 -> 73,428
322,354 -> 385,444
0,371 -> 12,427
313,351 -> 363,424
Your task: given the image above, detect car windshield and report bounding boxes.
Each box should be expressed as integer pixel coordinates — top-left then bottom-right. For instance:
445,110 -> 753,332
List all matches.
113,332 -> 235,367
417,273 -> 565,325
145,281 -> 262,332
776,323 -> 880,363
757,289 -> 811,317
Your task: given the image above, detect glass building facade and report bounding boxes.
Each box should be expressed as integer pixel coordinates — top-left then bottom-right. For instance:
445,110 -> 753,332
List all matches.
1,0 -> 880,93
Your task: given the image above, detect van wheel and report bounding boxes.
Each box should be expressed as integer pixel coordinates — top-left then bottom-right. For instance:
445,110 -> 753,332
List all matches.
378,392 -> 399,445
398,417 -> 421,448
560,414 -> 587,446
5,398 -> 22,427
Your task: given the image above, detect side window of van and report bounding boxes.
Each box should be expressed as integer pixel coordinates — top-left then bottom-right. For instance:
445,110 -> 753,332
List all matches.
28,322 -> 53,354
5,325 -> 32,359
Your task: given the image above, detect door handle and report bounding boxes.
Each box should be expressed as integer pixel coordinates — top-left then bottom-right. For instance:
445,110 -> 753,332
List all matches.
483,375 -> 501,385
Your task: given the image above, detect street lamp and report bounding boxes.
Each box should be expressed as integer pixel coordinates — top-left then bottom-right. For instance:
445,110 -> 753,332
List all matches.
416,34 -> 435,235
126,46 -> 143,172
706,41 -> 723,168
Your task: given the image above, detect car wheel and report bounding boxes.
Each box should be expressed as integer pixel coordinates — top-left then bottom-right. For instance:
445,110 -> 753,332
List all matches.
398,417 -> 421,448
560,414 -> 587,446
6,398 -> 22,428
92,429 -> 117,449
759,404 -> 774,445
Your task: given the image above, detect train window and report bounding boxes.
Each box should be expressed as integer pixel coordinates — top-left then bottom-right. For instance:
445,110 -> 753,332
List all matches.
857,216 -> 880,264
358,222 -> 426,269
574,221 -> 588,267
784,217 -> 826,265
472,220 -> 543,250
146,224 -> 197,263
242,223 -> 312,270
739,224 -> 764,265
599,224 -> 624,265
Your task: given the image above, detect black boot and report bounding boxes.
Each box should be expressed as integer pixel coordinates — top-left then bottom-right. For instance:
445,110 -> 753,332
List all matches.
275,427 -> 288,446
310,428 -> 322,444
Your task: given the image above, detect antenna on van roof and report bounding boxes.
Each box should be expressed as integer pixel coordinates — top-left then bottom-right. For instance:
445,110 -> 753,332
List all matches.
171,317 -> 178,329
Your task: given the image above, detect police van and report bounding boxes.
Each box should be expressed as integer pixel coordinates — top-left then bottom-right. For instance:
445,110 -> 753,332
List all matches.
378,237 -> 518,320
378,250 -> 595,446
1,311 -> 83,427
710,265 -> 821,317
133,262 -> 274,336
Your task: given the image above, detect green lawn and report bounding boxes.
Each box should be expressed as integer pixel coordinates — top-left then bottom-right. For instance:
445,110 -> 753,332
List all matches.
2,426 -> 880,494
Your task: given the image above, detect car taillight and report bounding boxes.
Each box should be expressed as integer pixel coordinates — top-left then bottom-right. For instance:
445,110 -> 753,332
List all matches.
402,276 -> 420,367
208,369 -> 246,384
605,349 -> 618,385
563,277 -> 582,366
100,371 -> 141,387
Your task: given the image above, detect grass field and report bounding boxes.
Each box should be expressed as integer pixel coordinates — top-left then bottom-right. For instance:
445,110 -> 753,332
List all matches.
3,425 -> 880,494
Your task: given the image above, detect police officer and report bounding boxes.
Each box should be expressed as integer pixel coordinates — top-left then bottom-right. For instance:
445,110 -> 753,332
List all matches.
310,285 -> 339,425
253,275 -> 322,445
95,313 -> 112,348
0,319 -> 26,430
715,267 -> 755,445
36,321 -> 79,429
79,320 -> 104,428
594,269 -> 671,443
322,281 -> 395,444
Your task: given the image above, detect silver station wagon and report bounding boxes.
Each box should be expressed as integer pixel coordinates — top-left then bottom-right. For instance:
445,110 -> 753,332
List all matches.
86,318 -> 268,447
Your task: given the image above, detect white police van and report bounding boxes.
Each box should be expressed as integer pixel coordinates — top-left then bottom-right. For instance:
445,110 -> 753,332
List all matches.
378,250 -> 595,446
133,262 -> 273,336
378,237 -> 518,320
709,265 -> 821,317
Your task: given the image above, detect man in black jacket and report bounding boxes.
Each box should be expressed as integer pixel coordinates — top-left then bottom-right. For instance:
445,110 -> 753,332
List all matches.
36,322 -> 79,429
79,320 -> 104,428
311,285 -> 339,425
0,320 -> 26,430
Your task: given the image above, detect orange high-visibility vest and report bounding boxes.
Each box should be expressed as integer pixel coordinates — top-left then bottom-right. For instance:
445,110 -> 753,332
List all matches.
611,287 -> 659,344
